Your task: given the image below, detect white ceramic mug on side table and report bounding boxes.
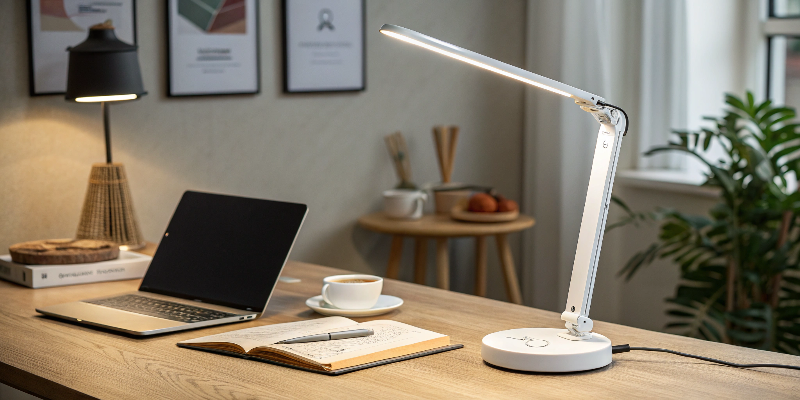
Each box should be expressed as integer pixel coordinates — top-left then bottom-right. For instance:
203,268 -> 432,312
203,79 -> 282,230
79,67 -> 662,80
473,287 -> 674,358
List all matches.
322,274 -> 383,310
383,189 -> 427,220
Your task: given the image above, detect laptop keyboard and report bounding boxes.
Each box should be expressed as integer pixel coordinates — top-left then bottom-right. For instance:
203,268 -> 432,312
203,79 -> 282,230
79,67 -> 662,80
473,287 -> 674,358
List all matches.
86,294 -> 238,323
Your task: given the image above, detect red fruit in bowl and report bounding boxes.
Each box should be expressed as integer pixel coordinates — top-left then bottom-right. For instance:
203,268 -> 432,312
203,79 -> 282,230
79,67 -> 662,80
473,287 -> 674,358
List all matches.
468,193 -> 497,212
497,199 -> 518,212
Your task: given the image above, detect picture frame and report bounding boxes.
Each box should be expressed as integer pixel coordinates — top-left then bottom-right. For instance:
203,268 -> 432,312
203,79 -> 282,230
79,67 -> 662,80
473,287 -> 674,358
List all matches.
283,0 -> 365,93
27,0 -> 137,96
166,0 -> 260,97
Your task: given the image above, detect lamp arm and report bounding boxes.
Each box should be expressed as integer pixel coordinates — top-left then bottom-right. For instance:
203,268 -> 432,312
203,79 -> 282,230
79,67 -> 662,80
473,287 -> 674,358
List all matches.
378,24 -> 603,105
560,104 -> 627,338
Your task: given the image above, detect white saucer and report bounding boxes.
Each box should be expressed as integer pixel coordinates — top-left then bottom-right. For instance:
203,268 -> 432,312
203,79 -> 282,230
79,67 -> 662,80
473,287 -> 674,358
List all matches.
305,295 -> 403,317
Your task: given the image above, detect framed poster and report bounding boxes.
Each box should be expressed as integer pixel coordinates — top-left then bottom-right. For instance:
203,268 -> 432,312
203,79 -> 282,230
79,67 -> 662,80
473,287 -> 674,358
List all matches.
27,0 -> 137,96
283,0 -> 365,93
167,0 -> 260,97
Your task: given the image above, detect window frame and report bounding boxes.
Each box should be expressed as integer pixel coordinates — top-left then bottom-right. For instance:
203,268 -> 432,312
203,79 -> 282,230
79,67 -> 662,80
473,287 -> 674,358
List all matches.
766,0 -> 800,102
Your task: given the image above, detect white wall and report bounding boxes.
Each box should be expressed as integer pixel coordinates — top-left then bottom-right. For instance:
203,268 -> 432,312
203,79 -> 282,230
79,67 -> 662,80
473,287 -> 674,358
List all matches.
0,0 -> 526,300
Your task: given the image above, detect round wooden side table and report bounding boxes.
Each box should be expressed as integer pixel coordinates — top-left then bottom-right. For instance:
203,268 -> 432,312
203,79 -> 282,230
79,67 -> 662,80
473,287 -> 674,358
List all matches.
357,213 -> 535,304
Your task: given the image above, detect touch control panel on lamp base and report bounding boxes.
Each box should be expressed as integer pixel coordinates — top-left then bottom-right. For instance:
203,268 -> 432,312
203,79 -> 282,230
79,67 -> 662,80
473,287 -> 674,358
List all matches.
380,24 -> 628,372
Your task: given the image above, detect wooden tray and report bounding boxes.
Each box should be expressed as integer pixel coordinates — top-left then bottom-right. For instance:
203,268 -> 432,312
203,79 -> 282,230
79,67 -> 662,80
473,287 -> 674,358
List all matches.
9,239 -> 119,265
450,202 -> 518,223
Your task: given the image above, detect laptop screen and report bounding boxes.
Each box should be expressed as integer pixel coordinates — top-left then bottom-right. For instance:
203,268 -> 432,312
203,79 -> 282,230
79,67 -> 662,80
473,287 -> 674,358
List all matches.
139,191 -> 307,312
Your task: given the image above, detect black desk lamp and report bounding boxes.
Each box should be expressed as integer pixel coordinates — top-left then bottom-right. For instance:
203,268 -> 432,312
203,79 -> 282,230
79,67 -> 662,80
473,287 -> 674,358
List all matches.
66,20 -> 147,250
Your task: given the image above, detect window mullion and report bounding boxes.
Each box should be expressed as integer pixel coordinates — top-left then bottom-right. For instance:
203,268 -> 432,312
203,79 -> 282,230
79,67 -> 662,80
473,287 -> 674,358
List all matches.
765,18 -> 800,35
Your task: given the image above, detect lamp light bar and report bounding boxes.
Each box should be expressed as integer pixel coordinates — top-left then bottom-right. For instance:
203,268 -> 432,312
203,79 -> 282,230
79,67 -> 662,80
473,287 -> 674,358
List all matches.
75,94 -> 138,103
379,24 -> 602,105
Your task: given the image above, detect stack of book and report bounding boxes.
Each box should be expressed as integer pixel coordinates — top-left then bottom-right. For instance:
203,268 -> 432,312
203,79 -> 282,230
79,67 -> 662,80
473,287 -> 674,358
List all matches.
0,251 -> 151,288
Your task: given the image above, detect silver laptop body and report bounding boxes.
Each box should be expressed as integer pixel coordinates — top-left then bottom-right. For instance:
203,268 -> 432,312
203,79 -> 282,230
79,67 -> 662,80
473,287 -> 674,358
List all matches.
36,290 -> 260,336
36,191 -> 308,336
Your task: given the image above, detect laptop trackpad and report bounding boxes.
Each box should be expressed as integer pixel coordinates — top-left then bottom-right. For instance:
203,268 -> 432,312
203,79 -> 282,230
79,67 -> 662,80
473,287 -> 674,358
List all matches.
38,302 -> 184,332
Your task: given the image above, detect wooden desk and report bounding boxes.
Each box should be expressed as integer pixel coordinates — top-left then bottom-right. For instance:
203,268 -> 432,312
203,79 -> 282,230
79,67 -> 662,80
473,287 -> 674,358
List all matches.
1,260 -> 799,398
358,213 -> 535,304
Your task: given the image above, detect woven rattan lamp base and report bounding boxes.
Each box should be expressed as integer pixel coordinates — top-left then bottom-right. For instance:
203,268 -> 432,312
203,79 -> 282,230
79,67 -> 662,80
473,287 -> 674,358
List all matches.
76,163 -> 145,250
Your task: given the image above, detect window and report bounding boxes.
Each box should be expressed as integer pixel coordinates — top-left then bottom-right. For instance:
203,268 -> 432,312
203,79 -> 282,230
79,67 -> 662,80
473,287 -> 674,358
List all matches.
621,1 -> 761,192
765,1 -> 800,192
620,1 -> 787,193
767,0 -> 800,107
771,0 -> 800,17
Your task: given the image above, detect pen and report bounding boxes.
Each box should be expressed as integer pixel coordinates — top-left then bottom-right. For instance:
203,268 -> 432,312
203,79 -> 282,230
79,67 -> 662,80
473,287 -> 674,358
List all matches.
276,328 -> 374,344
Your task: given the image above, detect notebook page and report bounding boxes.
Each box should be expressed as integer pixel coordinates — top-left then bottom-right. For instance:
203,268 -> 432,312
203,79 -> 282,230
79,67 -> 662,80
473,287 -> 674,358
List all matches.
179,317 -> 354,353
274,320 -> 446,365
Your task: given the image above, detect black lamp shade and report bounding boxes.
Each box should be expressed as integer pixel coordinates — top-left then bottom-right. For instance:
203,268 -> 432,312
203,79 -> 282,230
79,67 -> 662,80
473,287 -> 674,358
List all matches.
65,27 -> 146,101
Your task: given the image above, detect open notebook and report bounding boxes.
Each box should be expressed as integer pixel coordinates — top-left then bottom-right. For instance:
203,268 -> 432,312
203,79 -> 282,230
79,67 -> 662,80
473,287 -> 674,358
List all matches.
177,317 -> 462,375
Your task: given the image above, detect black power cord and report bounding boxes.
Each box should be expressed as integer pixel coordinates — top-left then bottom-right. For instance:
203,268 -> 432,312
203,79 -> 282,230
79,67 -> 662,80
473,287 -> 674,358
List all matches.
597,101 -> 629,136
612,344 -> 800,371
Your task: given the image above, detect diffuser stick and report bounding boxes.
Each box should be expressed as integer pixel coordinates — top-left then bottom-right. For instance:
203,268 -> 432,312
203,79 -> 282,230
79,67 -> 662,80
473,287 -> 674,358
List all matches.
445,126 -> 459,182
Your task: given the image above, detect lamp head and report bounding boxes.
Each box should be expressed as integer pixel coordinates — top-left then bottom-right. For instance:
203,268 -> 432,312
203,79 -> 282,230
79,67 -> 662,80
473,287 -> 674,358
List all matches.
65,20 -> 147,103
379,24 -> 602,105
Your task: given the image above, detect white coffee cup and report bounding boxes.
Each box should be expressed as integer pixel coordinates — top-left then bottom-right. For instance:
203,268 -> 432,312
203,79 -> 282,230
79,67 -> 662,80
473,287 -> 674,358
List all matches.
383,189 -> 427,219
321,274 -> 383,310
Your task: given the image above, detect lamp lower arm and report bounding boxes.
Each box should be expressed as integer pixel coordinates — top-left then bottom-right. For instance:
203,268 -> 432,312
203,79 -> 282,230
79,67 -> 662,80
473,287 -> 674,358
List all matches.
560,105 -> 626,337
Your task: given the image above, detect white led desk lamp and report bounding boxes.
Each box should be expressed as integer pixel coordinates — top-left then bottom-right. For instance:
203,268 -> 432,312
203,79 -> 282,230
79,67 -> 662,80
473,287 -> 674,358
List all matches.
380,24 -> 628,372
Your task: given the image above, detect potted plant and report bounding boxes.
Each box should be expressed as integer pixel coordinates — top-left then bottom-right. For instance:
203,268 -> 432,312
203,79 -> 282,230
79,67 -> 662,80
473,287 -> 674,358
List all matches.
612,92 -> 800,354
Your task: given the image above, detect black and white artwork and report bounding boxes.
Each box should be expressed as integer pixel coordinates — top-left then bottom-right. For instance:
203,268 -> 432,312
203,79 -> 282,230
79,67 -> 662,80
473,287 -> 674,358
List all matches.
283,0 -> 365,93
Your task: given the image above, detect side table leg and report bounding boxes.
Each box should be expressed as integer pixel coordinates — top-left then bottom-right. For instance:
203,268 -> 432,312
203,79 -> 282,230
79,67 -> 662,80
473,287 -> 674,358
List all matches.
386,235 -> 403,280
475,236 -> 487,297
414,238 -> 427,285
436,238 -> 449,290
496,234 -> 523,304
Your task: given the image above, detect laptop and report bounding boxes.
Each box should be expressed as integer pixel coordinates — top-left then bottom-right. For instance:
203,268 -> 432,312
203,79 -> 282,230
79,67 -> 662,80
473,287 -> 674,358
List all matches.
36,191 -> 308,336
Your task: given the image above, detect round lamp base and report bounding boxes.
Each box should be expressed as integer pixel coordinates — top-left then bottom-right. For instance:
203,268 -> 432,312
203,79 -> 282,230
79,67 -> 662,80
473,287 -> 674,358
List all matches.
481,328 -> 611,372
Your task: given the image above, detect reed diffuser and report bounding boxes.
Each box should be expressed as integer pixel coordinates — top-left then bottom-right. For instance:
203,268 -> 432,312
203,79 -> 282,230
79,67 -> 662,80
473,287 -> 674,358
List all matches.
384,132 -> 417,189
431,125 -> 469,214
432,125 -> 459,183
